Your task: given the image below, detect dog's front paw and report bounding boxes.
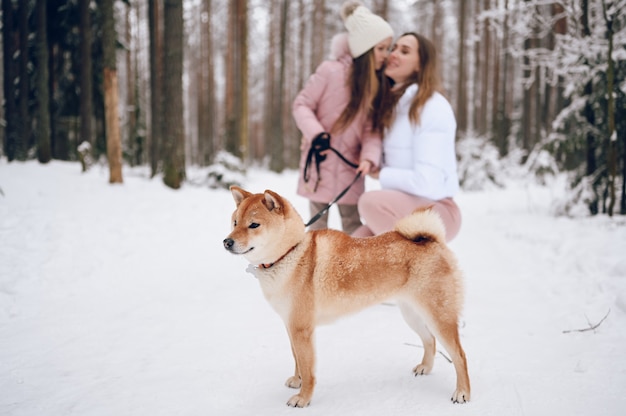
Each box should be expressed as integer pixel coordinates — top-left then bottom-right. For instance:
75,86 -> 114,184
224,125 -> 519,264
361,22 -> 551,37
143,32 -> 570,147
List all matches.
451,388 -> 470,404
285,376 -> 301,389
412,363 -> 432,376
287,393 -> 311,408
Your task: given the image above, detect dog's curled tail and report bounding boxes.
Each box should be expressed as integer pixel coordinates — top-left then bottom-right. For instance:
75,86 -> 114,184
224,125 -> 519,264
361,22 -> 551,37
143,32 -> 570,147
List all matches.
394,208 -> 446,244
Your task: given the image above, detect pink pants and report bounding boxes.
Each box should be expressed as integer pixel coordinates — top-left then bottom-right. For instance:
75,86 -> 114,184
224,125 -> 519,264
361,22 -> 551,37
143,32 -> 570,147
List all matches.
352,190 -> 462,242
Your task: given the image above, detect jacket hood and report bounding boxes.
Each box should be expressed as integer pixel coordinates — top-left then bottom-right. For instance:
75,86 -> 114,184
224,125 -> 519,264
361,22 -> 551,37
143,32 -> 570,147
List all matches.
329,33 -> 352,62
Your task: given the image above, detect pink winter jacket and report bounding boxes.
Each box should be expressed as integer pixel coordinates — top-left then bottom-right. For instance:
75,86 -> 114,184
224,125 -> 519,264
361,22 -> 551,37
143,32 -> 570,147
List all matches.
293,33 -> 382,205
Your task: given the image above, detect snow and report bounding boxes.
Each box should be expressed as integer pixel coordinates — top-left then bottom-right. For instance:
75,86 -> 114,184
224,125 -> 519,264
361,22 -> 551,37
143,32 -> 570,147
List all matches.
1,159 -> 626,416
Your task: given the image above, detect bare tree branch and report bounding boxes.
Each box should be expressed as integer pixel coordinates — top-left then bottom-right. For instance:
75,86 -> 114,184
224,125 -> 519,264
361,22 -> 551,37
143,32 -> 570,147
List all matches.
404,343 -> 453,363
563,309 -> 611,334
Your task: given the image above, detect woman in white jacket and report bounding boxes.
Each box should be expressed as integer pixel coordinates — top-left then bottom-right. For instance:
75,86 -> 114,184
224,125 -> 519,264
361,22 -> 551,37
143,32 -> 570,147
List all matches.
353,33 -> 462,241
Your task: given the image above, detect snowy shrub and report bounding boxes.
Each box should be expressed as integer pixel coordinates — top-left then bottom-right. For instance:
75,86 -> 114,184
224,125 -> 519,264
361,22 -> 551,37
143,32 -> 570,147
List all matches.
457,136 -> 505,191
521,148 -> 560,185
552,173 -> 596,217
206,151 -> 246,189
77,141 -> 94,172
457,136 -> 563,192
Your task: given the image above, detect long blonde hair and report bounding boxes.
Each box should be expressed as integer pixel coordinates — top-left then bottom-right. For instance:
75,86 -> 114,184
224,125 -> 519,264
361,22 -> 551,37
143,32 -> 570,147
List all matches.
381,33 -> 443,129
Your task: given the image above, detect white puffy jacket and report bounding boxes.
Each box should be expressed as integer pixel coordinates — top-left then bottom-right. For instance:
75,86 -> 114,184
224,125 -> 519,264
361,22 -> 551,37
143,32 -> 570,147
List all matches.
379,84 -> 459,200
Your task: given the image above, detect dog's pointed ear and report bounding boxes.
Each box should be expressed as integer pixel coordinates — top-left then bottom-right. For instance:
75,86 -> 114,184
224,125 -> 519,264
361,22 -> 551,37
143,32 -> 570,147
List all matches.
263,190 -> 284,213
230,186 -> 252,207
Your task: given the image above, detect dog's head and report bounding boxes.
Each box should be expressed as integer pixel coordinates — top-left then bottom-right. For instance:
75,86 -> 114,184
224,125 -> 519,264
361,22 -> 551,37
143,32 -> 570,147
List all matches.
223,186 -> 305,265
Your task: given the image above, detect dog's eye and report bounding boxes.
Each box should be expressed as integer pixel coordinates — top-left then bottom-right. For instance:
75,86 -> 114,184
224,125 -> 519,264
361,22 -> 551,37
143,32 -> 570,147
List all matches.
249,223 -> 260,229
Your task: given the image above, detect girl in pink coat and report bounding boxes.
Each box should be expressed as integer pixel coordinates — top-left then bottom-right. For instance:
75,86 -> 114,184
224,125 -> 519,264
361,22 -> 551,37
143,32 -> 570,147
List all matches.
292,1 -> 393,234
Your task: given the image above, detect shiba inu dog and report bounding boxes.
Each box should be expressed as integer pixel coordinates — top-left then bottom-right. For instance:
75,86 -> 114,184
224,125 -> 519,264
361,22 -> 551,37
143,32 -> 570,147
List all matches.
223,186 -> 470,408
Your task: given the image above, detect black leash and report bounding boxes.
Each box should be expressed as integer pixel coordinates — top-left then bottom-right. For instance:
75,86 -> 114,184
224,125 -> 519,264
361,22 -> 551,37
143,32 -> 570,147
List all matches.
328,147 -> 359,169
303,133 -> 359,192
302,132 -> 362,227
305,171 -> 362,227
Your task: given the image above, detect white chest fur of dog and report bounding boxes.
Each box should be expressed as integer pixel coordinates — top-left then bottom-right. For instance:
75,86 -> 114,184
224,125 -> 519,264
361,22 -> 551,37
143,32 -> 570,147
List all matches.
223,186 -> 470,408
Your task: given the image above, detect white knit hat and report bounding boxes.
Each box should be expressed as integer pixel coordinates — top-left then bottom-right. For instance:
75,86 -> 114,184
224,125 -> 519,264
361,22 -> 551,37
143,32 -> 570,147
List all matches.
340,1 -> 394,58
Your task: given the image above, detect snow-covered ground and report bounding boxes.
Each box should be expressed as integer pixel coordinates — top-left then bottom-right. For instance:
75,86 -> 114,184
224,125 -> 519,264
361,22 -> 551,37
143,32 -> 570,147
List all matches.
1,159 -> 625,416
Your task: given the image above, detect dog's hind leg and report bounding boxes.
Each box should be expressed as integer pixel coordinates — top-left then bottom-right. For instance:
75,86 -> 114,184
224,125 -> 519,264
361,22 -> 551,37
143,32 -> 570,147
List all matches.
430,319 -> 470,403
400,301 -> 471,402
411,304 -> 470,404
398,302 -> 436,376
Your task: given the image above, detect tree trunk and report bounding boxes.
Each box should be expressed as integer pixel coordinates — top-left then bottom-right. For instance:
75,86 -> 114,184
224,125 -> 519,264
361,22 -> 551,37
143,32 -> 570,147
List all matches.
239,0 -> 248,162
431,0 -> 444,62
102,0 -> 124,183
225,0 -> 238,156
285,1 -> 300,169
581,0 -> 598,214
491,0 -> 512,155
373,0 -> 389,20
162,0 -> 185,189
0,36 -> 2,153
621,115 -> 626,214
297,0 -> 306,90
263,0 -> 277,163
35,0 -> 51,163
198,0 -> 215,165
225,0 -> 235,155
195,32 -> 204,166
546,3 -> 566,144
206,0 -> 216,164
148,0 -> 163,177
79,0 -> 94,157
603,3 -> 616,216
17,0 -> 29,160
224,0 -> 248,160
310,0 -> 325,73
472,0 -> 481,135
2,0 -> 18,161
456,0 -> 468,135
521,28 -> 537,158
478,0 -> 491,136
270,0 -> 288,172
125,3 -> 137,166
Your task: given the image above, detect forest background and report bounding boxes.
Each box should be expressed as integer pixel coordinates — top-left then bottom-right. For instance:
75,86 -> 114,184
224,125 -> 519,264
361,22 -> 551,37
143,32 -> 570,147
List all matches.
1,0 -> 625,216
